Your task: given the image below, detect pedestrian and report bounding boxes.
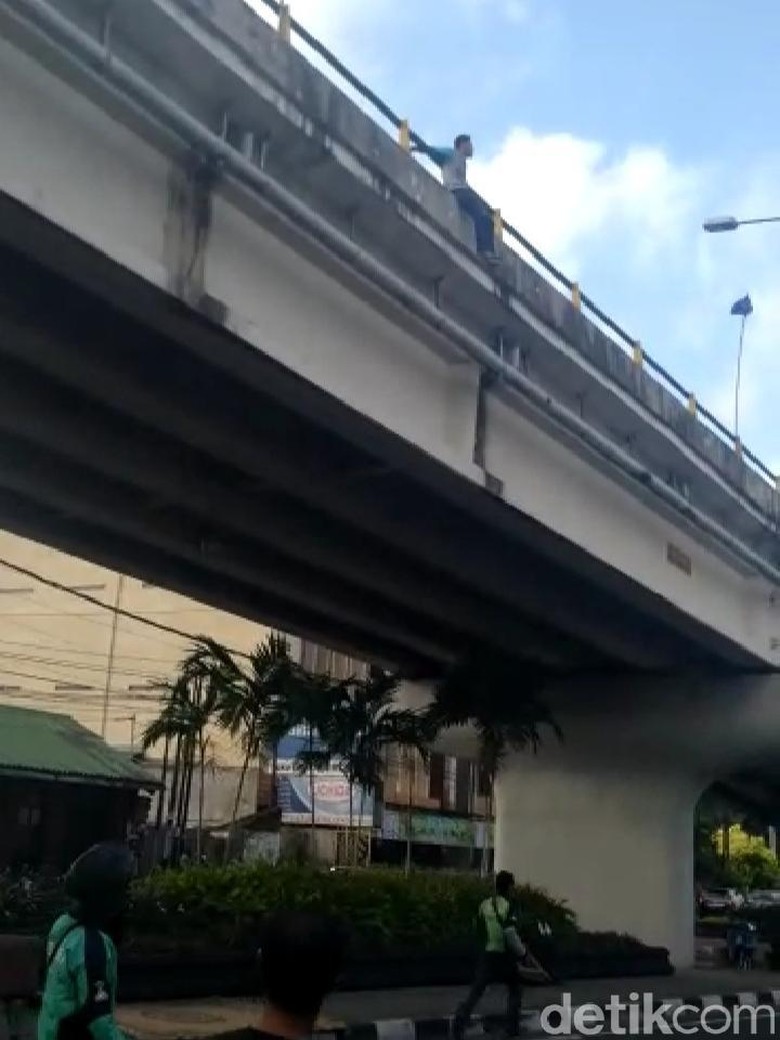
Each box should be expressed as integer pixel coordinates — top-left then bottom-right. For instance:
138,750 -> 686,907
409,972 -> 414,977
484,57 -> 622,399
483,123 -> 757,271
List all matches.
453,870 -> 546,1039
207,910 -> 349,1040
39,842 -> 134,1040
413,134 -> 498,262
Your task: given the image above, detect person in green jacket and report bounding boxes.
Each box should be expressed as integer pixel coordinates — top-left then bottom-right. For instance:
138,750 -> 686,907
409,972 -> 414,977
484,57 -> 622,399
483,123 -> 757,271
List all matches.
39,843 -> 135,1040
453,871 -> 528,1039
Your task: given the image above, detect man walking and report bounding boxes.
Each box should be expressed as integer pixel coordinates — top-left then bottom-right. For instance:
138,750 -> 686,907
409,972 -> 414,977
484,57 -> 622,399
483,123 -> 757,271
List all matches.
453,870 -> 536,1039
413,134 -> 498,261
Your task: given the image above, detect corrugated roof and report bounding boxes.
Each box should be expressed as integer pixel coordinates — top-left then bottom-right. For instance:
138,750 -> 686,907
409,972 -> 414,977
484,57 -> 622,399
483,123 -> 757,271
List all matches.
0,705 -> 159,788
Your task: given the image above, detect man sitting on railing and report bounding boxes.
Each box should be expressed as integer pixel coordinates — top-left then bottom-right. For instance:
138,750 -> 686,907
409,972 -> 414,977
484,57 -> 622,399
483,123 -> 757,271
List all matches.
412,134 -> 499,262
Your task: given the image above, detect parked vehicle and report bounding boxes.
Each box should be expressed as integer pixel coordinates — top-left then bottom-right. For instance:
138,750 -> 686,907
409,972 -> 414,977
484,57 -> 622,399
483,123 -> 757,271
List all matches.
698,887 -> 743,914
744,889 -> 780,910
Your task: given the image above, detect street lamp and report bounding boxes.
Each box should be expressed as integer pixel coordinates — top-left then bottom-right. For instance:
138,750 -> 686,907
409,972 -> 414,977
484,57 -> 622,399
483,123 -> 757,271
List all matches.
703,215 -> 780,233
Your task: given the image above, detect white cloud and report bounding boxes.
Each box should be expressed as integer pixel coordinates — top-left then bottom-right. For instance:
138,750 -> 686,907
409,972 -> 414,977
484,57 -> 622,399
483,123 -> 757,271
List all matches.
470,127 -> 701,275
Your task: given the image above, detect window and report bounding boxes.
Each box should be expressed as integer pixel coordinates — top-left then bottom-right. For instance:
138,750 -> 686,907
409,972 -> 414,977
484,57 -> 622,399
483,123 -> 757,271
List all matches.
66,583 -> 106,593
0,685 -> 21,693
428,753 -> 445,802
55,683 -> 94,691
18,805 -> 42,827
0,586 -> 34,595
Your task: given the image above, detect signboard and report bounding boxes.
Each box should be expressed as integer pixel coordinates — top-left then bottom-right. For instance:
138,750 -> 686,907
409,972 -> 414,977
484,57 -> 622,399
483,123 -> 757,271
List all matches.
382,809 -> 490,848
276,772 -> 373,828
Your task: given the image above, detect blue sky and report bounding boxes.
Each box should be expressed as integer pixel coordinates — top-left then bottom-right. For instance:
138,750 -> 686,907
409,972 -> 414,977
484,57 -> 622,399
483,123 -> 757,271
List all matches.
248,0 -> 780,471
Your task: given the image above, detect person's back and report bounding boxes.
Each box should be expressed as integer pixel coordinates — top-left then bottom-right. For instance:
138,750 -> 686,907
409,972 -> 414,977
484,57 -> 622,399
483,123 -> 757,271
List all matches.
38,843 -> 133,1040
39,914 -> 119,1040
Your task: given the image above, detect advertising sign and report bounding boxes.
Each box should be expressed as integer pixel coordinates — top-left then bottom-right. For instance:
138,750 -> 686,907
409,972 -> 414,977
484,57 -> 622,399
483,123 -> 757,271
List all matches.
382,809 -> 489,848
276,772 -> 373,828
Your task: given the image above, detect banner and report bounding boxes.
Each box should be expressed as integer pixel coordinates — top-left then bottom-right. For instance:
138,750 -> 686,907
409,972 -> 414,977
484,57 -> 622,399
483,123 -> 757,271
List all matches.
382,809 -> 490,848
276,772 -> 373,828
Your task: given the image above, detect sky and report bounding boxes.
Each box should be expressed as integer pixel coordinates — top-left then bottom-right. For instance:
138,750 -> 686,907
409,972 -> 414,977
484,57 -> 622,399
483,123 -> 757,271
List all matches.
247,0 -> 780,471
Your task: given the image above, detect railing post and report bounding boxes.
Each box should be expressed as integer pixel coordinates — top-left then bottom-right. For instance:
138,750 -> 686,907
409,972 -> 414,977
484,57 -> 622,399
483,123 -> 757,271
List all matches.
492,209 -> 503,244
278,2 -> 292,43
632,341 -> 643,368
571,282 -> 581,311
687,393 -> 697,417
398,120 -> 410,152
735,437 -> 743,459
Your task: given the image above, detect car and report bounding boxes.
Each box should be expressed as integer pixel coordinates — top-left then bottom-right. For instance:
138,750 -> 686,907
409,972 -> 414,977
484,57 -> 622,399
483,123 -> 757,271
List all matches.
698,887 -> 743,914
744,889 -> 780,910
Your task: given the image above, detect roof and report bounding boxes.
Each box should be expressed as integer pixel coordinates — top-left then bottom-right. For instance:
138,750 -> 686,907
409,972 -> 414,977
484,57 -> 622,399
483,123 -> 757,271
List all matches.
0,705 -> 160,789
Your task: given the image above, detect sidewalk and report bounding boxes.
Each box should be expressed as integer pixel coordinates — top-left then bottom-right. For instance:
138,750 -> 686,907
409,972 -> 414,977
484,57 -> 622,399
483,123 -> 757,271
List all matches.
116,967 -> 780,1038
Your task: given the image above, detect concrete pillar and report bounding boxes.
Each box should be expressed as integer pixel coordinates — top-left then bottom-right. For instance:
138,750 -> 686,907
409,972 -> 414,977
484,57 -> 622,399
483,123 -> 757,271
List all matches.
495,755 -> 701,967
403,673 -> 780,969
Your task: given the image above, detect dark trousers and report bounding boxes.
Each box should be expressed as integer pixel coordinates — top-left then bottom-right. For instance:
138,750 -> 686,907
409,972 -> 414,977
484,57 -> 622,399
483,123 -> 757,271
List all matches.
453,952 -> 522,1038
452,187 -> 495,255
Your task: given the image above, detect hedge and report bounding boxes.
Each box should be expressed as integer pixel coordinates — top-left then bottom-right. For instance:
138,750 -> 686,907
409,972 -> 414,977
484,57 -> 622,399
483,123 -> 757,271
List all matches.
126,863 -> 578,955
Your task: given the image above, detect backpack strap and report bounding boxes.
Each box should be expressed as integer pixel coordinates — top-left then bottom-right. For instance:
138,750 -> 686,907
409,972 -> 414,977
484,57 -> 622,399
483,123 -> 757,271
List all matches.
55,928 -> 112,1040
79,928 -> 112,1022
46,922 -> 81,971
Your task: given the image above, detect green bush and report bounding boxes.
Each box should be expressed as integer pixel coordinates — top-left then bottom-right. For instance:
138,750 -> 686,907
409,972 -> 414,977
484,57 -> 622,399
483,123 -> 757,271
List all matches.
127,864 -> 577,955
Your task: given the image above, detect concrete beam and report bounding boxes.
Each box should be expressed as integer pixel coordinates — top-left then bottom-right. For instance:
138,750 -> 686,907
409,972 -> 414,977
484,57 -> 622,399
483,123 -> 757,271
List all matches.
0,285 -> 698,671
0,364 -> 588,668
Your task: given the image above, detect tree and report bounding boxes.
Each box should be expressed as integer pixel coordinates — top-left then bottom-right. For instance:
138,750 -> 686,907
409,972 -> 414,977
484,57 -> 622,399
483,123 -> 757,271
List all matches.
292,671 -> 340,857
182,634 -> 302,860
428,648 -> 562,874
142,670 -> 218,861
322,666 -> 431,864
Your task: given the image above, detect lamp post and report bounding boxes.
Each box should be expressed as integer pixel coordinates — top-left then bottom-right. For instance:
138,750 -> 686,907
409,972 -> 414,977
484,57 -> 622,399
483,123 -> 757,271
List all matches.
703,215 -> 780,233
730,295 -> 753,439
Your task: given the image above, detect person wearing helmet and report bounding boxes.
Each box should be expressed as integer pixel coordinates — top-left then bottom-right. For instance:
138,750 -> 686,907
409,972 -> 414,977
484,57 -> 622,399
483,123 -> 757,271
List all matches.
39,843 -> 134,1040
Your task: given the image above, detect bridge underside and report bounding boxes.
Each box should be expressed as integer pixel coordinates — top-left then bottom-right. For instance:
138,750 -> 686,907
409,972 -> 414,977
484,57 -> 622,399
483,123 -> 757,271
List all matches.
0,193 -> 763,675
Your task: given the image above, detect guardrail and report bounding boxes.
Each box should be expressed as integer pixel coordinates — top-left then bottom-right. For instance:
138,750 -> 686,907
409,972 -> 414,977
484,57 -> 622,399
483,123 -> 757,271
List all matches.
259,0 -> 776,489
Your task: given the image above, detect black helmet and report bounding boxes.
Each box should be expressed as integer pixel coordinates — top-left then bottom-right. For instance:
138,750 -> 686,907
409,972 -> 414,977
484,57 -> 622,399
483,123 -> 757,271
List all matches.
65,843 -> 134,922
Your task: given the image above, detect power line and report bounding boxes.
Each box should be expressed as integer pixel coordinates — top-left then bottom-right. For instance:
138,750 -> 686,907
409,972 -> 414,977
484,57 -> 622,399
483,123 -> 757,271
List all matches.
0,649 -> 163,679
0,556 -> 250,658
0,636 -> 179,665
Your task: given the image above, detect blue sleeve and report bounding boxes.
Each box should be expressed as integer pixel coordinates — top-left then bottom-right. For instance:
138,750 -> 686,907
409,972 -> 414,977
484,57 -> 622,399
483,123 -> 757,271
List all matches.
425,146 -> 455,167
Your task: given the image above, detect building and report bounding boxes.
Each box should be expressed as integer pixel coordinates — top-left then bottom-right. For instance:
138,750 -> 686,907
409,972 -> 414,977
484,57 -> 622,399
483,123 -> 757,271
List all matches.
0,704 -> 159,871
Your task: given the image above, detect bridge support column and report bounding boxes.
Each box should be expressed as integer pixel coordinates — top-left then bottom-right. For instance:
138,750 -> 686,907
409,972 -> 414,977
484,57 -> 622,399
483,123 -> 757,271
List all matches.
492,674 -> 780,970
495,755 -> 701,967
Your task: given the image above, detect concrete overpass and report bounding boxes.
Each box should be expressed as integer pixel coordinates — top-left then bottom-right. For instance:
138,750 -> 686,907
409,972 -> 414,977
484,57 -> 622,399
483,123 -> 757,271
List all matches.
1,0 -> 779,964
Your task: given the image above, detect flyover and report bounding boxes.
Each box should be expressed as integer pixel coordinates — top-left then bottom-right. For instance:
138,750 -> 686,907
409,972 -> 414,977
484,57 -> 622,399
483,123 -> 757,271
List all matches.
0,0 -> 779,964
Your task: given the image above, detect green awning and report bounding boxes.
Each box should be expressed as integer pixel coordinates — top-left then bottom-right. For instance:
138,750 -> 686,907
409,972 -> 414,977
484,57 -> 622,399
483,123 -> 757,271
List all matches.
0,705 -> 159,789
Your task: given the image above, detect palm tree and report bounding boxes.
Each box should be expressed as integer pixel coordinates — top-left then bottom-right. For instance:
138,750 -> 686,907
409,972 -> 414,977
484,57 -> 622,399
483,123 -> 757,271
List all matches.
142,674 -> 218,862
323,667 -> 431,864
428,648 -> 562,874
291,670 -> 341,858
183,634 -> 302,860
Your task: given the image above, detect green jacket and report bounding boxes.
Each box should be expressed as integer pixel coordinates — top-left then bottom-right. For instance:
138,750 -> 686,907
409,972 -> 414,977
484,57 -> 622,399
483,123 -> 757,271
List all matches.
478,895 -> 518,953
38,914 -> 125,1040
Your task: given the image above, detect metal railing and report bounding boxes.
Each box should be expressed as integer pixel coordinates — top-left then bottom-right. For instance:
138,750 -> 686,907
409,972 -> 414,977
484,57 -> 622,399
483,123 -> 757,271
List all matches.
259,0 -> 776,488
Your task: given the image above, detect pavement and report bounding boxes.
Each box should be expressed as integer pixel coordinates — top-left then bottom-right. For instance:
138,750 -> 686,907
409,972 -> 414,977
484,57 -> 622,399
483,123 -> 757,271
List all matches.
116,968 -> 780,1040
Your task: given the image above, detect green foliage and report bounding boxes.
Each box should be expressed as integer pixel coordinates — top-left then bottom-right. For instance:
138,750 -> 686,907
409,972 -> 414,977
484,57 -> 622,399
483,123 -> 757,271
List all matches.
429,648 -> 562,778
126,863 -> 576,955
